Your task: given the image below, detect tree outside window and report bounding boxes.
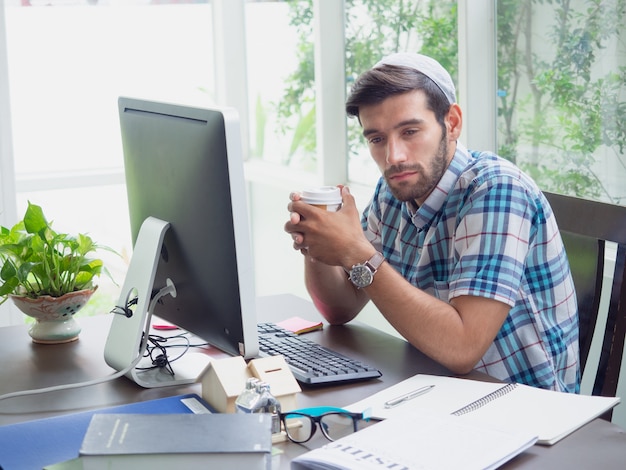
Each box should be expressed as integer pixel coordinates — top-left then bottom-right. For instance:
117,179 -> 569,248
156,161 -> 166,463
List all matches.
496,0 -> 626,204
272,0 -> 625,206
271,0 -> 457,184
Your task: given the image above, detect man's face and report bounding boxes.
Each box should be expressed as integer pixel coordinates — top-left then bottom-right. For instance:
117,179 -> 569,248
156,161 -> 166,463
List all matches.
359,90 -> 455,206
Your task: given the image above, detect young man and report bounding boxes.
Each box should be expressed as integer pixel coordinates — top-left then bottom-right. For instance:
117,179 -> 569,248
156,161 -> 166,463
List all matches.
284,52 -> 579,393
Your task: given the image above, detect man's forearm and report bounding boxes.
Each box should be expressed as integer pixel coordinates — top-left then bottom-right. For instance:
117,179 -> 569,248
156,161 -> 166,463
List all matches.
303,256 -> 368,324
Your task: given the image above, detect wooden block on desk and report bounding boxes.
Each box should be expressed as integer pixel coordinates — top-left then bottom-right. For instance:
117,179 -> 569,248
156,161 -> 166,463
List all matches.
199,355 -> 301,413
200,355 -> 250,413
248,355 -> 301,412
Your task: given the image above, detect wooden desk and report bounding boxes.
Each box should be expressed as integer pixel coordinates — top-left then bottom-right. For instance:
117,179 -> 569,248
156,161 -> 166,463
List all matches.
1,294 -> 625,469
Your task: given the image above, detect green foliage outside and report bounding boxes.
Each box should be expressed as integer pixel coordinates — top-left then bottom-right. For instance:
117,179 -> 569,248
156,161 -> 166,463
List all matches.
273,0 -> 458,169
263,0 -> 625,204
496,0 -> 626,203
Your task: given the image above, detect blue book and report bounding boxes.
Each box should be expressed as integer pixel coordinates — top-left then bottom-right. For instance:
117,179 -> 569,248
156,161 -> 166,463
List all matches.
0,394 -> 213,470
78,413 -> 272,469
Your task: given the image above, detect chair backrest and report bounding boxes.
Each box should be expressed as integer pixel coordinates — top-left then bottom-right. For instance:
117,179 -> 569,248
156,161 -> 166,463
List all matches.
544,192 -> 626,422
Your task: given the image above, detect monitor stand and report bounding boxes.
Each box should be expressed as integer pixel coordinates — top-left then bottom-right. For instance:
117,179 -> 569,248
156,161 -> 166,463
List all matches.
104,216 -> 211,388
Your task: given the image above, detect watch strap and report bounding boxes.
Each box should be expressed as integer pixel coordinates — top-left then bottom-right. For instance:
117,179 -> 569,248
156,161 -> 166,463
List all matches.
365,251 -> 385,273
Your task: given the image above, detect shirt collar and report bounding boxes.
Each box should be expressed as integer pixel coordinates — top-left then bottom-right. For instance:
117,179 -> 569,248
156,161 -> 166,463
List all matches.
406,143 -> 472,228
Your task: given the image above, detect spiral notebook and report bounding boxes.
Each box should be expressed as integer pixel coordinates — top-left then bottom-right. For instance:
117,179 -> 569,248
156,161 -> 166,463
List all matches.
345,374 -> 620,445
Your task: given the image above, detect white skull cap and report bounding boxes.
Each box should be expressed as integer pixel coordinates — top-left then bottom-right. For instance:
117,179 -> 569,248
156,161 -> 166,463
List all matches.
374,52 -> 456,105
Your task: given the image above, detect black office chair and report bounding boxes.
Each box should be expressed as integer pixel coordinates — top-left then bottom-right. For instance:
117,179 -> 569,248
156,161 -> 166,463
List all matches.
544,192 -> 626,423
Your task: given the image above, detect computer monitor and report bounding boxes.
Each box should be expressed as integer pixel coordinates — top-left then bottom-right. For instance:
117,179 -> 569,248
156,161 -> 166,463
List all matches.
104,97 -> 259,388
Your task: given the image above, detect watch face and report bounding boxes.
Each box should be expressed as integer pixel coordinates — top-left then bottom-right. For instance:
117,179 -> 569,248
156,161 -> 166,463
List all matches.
350,265 -> 373,288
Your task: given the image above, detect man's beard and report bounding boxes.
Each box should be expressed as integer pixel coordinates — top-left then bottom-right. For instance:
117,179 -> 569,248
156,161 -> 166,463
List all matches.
383,134 -> 449,203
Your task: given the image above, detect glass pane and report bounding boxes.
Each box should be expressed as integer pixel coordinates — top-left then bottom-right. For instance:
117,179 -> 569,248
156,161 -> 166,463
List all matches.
319,413 -> 356,440
6,1 -> 214,176
246,0 -> 315,172
5,1 -> 214,316
245,0 -> 458,182
344,0 -> 458,185
496,0 -> 626,204
283,413 -> 314,442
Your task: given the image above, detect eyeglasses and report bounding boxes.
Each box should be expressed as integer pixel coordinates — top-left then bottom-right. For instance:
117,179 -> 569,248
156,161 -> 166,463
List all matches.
279,406 -> 373,444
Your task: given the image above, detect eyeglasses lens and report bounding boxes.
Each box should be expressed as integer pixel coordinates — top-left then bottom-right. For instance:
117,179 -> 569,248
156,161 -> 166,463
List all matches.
319,413 -> 357,441
283,414 -> 315,443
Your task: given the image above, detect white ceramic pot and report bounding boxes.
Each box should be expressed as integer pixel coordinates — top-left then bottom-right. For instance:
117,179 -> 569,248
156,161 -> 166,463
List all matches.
10,288 -> 96,344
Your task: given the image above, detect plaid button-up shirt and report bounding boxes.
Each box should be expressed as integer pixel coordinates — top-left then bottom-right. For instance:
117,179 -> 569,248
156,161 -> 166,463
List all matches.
362,144 -> 580,393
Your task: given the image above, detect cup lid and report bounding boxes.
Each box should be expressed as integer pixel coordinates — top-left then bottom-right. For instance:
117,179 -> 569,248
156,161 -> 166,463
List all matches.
301,186 -> 342,205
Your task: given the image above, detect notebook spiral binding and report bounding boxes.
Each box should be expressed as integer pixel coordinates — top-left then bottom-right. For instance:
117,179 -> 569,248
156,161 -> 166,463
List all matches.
451,383 -> 518,416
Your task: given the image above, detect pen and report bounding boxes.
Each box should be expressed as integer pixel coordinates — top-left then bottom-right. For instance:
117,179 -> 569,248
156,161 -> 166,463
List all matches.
384,384 -> 435,408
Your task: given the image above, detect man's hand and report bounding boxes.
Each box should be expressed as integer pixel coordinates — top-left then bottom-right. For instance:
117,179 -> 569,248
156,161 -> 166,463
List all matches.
284,186 -> 373,268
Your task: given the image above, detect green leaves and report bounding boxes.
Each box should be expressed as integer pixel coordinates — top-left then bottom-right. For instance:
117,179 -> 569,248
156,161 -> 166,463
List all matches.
496,0 -> 626,202
23,202 -> 49,235
278,0 -> 458,167
0,202 -> 111,304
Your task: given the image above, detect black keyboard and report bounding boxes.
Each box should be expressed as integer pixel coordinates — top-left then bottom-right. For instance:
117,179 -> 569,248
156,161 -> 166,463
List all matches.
257,322 -> 382,385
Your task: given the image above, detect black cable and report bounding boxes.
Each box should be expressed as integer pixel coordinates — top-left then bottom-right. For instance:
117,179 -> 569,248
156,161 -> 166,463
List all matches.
110,290 -> 138,318
135,332 -> 194,376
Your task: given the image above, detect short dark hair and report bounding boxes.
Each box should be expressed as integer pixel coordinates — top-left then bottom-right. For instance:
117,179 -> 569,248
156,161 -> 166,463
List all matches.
345,65 -> 451,129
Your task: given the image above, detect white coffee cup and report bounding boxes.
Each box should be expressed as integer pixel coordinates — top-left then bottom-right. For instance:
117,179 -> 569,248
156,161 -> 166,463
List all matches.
300,186 -> 342,212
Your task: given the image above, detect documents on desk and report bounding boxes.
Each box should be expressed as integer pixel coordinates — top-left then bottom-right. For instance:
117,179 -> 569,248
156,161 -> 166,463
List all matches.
345,374 -> 621,445
291,408 -> 538,470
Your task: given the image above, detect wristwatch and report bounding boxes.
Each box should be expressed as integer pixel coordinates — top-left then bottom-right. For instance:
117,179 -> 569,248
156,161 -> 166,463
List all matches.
348,252 -> 385,289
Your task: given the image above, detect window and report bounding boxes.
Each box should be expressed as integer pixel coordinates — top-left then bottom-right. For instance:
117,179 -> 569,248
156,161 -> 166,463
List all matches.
496,0 -> 626,204
4,1 -> 215,317
246,1 -> 316,172
0,0 -> 463,329
3,0 -> 621,329
268,0 -> 458,185
344,0 -> 458,185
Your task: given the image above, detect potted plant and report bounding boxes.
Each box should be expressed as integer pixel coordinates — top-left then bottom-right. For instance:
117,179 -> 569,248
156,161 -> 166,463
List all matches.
0,202 -> 113,343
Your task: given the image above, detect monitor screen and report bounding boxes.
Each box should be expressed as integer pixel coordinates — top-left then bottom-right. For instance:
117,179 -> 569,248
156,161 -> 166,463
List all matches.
105,97 -> 258,387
